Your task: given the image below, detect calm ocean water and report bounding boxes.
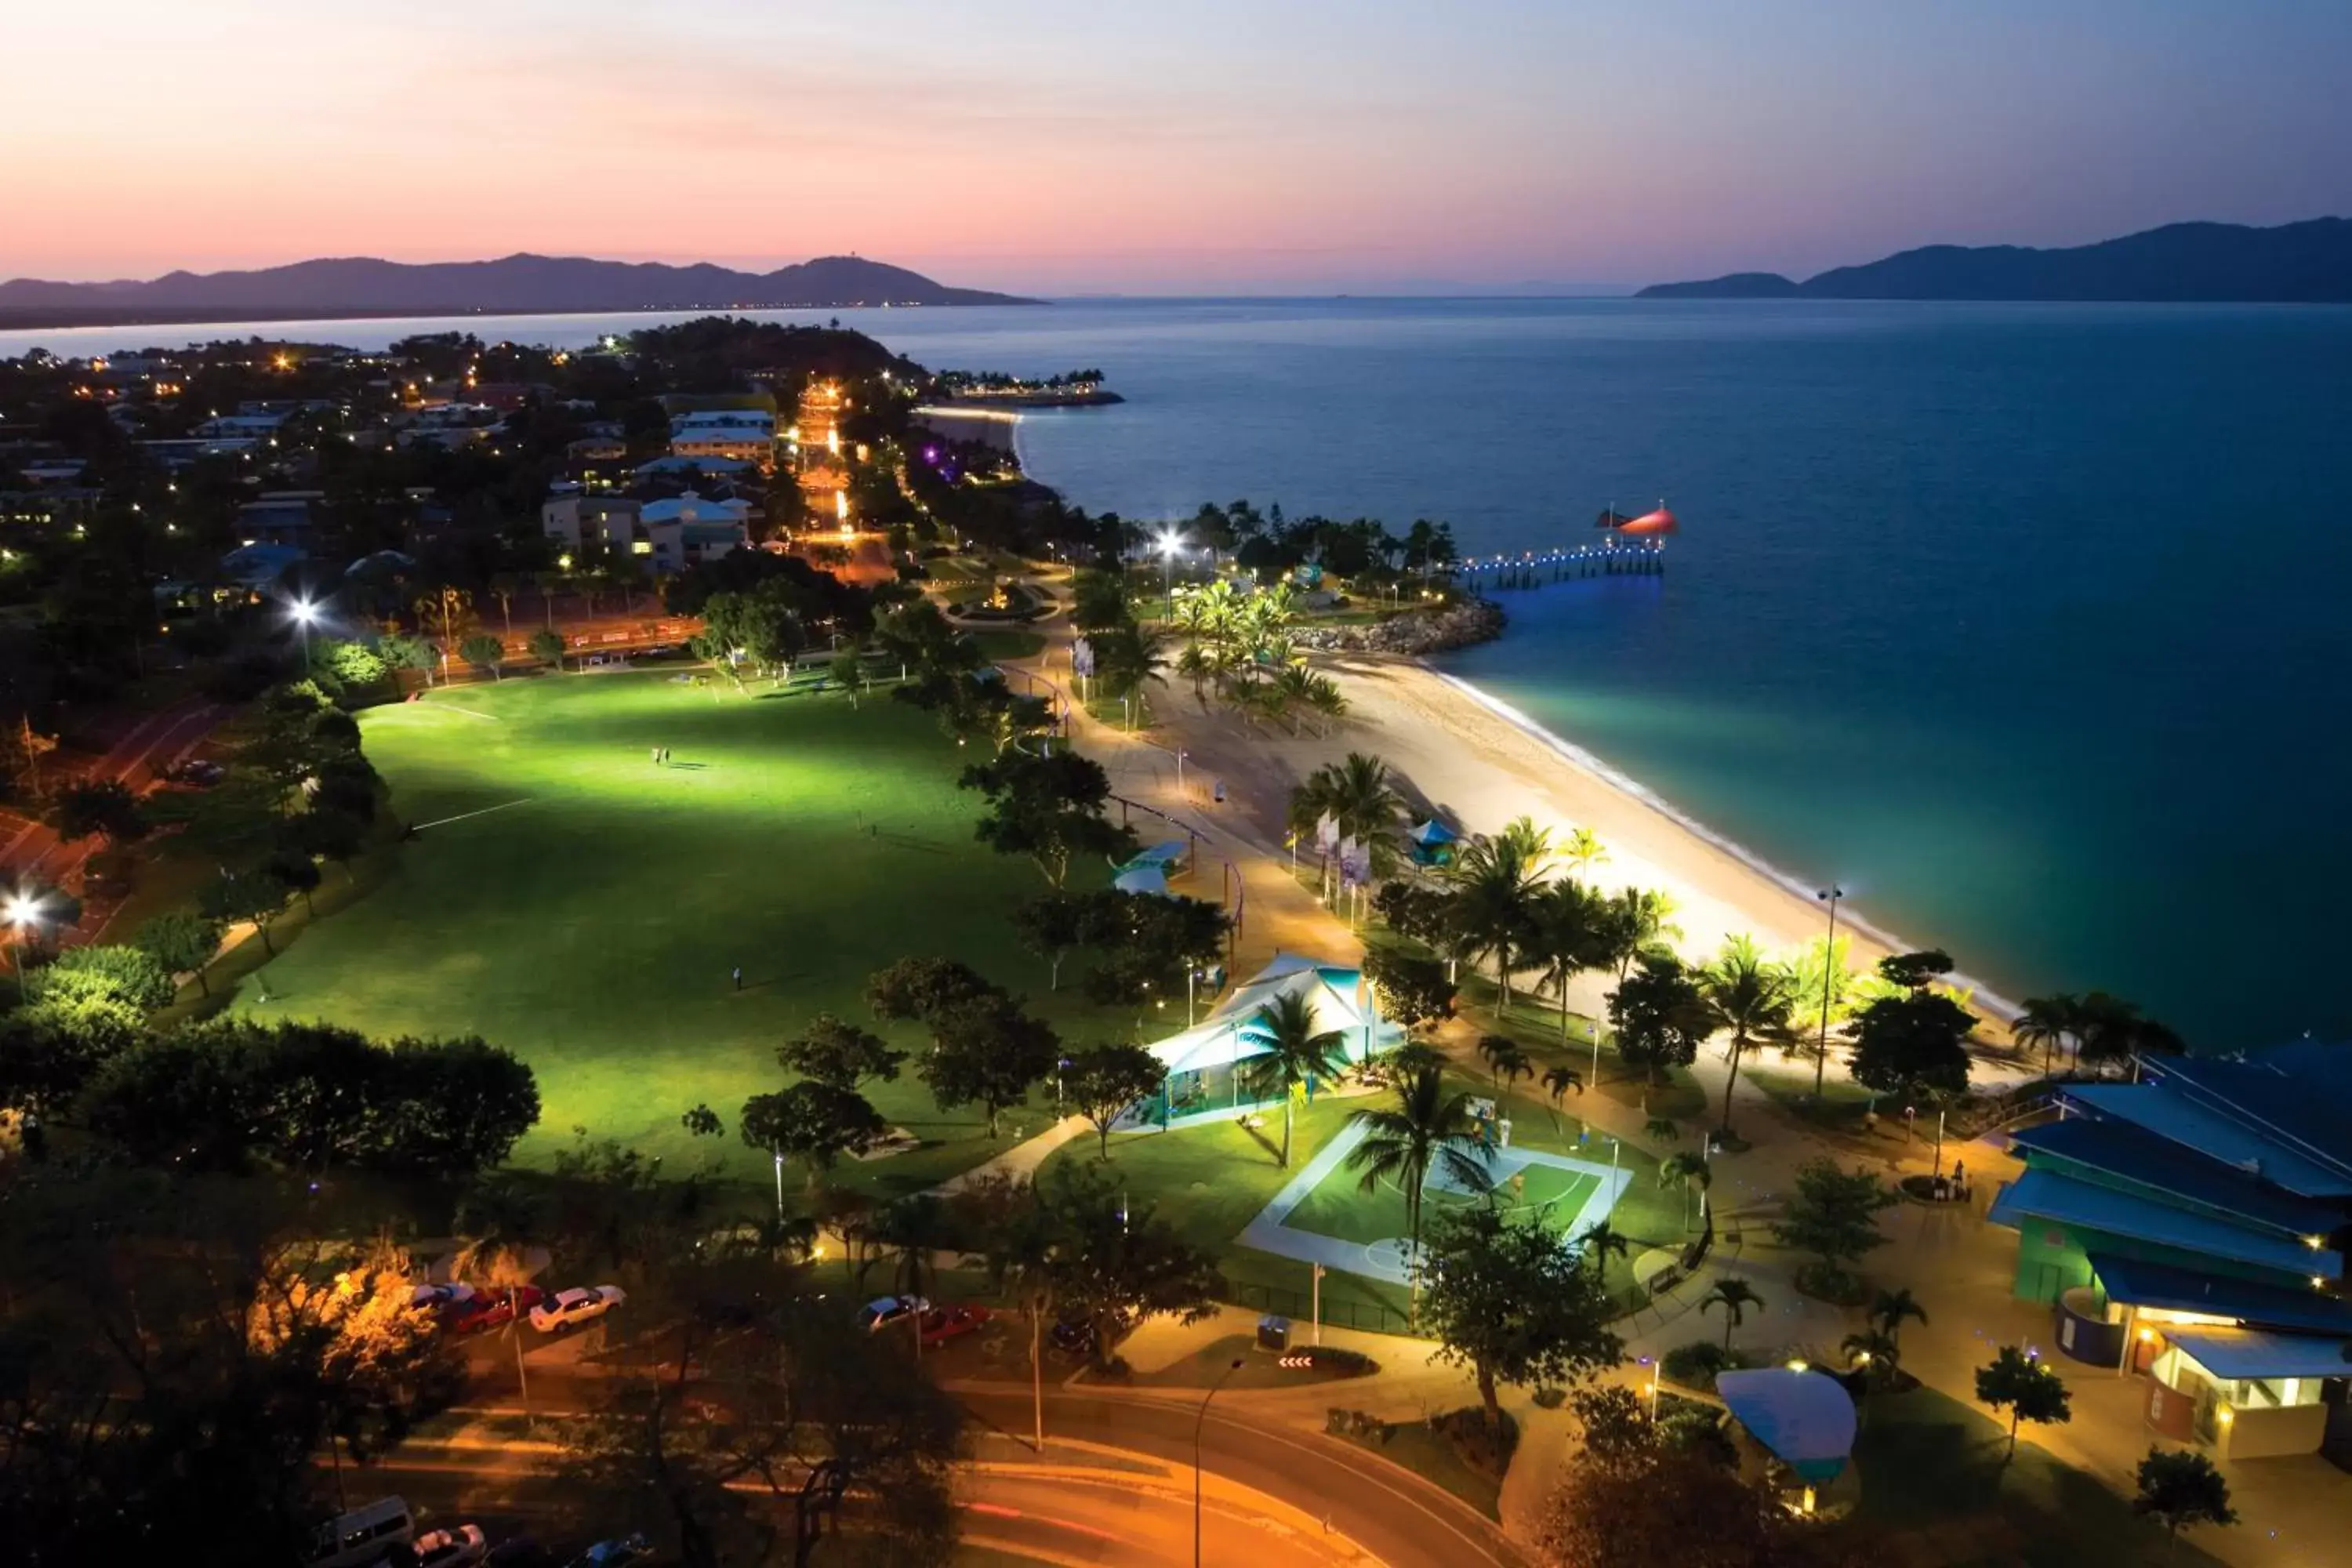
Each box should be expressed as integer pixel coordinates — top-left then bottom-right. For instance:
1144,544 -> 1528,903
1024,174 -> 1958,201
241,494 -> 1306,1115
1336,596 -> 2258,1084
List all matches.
13,299 -> 2350,1047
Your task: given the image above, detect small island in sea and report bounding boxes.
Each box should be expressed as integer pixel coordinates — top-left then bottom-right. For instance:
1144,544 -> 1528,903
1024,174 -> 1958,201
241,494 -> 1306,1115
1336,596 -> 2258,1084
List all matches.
1639,215 -> 2352,303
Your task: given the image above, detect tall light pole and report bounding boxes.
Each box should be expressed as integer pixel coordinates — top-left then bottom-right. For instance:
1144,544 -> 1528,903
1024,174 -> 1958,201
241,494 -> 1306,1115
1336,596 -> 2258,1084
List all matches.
4,891 -> 49,1003
291,598 -> 319,671
1813,887 -> 1844,1097
1157,528 -> 1185,618
1195,1356 -> 1245,1568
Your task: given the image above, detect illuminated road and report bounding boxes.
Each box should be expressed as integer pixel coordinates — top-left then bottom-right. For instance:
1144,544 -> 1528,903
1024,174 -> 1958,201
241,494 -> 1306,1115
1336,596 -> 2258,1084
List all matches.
342,1430 -> 1363,1566
957,1386 -> 1526,1568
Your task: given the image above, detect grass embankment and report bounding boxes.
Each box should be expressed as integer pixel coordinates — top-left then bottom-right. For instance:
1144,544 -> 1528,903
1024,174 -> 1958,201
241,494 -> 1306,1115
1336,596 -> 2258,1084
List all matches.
226,671 -> 1122,1192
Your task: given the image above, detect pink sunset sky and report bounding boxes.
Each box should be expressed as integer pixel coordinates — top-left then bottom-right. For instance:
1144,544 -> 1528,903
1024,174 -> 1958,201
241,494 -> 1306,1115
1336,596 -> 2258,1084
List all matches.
8,0 -> 2350,293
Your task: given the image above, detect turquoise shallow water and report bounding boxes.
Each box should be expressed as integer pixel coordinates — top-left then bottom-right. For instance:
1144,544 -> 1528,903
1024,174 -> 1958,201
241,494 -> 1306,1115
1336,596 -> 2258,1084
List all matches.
15,299 -> 2349,1046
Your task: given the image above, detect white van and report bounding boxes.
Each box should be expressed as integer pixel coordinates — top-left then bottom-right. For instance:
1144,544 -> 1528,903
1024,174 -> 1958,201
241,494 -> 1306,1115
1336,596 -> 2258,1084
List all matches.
309,1496 -> 415,1566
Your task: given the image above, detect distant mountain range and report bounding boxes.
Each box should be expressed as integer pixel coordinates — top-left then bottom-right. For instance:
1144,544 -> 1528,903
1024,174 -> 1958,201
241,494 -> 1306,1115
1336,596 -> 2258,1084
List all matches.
0,253 -> 1036,328
1638,218 -> 2352,303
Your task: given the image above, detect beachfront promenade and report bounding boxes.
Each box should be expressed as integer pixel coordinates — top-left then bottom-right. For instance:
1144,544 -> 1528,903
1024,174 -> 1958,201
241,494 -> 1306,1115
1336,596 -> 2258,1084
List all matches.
936,576 -> 2337,1566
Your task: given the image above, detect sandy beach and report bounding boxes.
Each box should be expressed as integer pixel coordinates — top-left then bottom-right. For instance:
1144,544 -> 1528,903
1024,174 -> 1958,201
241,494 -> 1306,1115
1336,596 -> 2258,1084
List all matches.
1127,649 -> 1972,1023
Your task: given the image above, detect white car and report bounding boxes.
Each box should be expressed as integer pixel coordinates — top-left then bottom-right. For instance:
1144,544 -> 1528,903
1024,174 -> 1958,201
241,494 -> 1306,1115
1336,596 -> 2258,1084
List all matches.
408,1524 -> 488,1567
529,1284 -> 626,1334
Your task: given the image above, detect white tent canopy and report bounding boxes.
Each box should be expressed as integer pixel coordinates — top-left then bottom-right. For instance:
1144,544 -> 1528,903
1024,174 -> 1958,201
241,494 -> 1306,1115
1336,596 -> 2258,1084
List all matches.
1147,953 -> 1400,1077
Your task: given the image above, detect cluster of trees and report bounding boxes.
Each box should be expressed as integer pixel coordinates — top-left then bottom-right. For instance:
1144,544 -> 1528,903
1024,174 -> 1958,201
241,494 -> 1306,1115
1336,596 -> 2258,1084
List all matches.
880,599 -> 1053,750
960,746 -> 1134,886
971,1160 -> 1221,1379
2011,989 -> 2187,1076
1171,501 -> 1460,586
80,1018 -> 539,1174
157,678 -> 382,957
1011,885 -> 1227,1004
1538,1383 -> 1873,1568
1163,579 -> 1345,731
0,1172 -> 471,1565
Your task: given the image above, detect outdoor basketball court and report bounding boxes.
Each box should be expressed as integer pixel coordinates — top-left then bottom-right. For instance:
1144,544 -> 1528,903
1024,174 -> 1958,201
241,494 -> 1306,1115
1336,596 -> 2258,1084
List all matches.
1236,1118 -> 1632,1286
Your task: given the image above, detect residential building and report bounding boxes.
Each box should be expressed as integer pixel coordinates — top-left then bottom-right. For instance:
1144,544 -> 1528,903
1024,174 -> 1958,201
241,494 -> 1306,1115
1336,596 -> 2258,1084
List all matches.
235,492 -> 322,546
541,491 -> 643,555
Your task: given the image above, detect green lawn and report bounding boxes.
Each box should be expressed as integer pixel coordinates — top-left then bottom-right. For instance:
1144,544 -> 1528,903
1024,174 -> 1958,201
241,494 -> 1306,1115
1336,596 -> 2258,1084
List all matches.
228,671 -> 1119,1191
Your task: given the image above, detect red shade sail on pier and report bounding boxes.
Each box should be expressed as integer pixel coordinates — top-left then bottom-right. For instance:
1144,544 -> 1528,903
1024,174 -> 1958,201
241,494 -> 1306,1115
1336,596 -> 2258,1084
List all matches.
1591,502 -> 1679,536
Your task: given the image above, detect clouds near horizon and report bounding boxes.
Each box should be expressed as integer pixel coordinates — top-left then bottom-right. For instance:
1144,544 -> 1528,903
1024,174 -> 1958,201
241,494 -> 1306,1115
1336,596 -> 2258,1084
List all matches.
7,0 -> 2350,292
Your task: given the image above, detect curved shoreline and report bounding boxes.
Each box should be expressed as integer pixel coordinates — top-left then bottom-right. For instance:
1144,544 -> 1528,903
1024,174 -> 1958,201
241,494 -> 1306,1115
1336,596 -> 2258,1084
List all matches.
1420,663 -> 2022,1023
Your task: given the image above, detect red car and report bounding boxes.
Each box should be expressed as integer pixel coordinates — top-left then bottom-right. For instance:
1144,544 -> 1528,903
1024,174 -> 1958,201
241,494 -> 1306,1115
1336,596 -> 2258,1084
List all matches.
446,1285 -> 545,1334
919,1305 -> 992,1347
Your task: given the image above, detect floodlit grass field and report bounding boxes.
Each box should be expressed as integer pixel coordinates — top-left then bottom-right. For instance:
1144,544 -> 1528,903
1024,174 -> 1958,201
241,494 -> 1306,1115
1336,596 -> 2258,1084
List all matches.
231,670 -> 1102,1191
1282,1152 -> 1605,1247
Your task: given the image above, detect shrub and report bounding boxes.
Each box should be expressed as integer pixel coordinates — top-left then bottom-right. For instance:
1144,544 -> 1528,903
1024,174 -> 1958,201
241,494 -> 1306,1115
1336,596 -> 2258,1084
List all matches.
1298,1345 -> 1377,1377
1327,1408 -> 1392,1443
28,945 -> 177,1011
1661,1339 -> 1745,1393
1431,1406 -> 1519,1478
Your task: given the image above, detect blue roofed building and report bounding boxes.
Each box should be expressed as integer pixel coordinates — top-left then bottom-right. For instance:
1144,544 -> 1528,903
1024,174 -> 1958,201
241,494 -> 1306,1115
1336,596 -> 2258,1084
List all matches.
1987,1041 -> 2352,1460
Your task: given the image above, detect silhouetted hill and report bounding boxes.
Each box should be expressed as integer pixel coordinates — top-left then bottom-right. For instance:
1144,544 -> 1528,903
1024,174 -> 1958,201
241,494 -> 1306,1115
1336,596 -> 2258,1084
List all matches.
1639,271 -> 1800,300
1638,218 -> 2352,303
0,253 -> 1035,328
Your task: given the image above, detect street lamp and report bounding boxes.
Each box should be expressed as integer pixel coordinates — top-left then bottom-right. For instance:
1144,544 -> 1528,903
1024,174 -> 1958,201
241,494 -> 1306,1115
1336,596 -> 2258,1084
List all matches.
1813,887 -> 1844,1097
290,597 -> 320,670
1195,1356 -> 1246,1568
4,891 -> 50,1003
1157,528 -> 1185,618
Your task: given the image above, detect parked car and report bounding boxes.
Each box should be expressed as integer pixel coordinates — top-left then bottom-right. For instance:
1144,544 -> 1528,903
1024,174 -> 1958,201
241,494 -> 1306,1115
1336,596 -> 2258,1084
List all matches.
408,1282 -> 477,1312
162,757 -> 224,785
918,1304 -> 992,1347
307,1496 -> 413,1567
404,1524 -> 489,1568
447,1285 -> 546,1335
529,1285 -> 626,1334
859,1294 -> 929,1333
564,1535 -> 652,1568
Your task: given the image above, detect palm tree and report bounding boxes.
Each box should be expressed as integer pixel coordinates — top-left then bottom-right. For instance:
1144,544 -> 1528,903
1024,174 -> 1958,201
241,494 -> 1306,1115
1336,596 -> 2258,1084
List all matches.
1493,1043 -> 1534,1095
1529,879 -> 1606,1044
2013,994 -> 2081,1074
1594,885 -> 1682,997
874,1193 -> 950,1305
1700,1277 -> 1765,1354
1561,826 -> 1608,880
1094,622 -> 1169,710
1343,1065 -> 1492,1310
1842,1327 -> 1901,1418
1242,991 -> 1349,1167
1659,1149 -> 1713,1233
1445,822 -> 1551,1009
1868,1286 -> 1929,1353
1574,1220 -> 1630,1280
1475,1033 -> 1518,1081
1541,1064 -> 1584,1105
1292,751 -> 1404,847
1696,937 -> 1799,1138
